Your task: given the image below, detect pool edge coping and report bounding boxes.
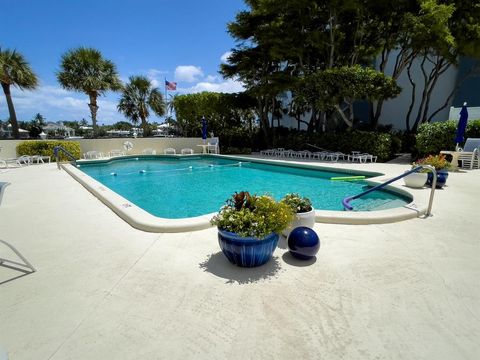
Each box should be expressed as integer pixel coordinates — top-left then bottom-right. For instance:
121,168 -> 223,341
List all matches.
65,155 -> 426,232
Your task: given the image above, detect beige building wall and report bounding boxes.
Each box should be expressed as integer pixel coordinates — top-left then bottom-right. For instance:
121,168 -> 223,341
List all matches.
0,137 -> 205,159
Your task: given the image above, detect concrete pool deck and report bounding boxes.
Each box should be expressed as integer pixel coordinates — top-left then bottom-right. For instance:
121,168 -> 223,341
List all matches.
0,160 -> 479,359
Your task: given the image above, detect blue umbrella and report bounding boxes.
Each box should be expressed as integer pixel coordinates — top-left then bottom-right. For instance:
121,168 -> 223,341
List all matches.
455,102 -> 468,147
201,117 -> 207,144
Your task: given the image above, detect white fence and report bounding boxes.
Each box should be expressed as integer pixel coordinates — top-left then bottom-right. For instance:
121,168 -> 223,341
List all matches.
448,106 -> 480,121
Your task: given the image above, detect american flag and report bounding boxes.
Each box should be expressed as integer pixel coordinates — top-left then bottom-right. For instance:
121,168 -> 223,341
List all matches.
165,80 -> 177,91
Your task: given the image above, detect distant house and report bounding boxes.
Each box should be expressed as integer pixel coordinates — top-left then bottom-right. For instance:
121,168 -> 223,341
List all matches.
0,124 -> 29,138
153,123 -> 173,137
106,129 -> 130,137
43,122 -> 75,138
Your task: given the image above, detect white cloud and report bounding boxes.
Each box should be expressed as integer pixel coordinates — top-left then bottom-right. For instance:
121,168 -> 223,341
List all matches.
180,78 -> 244,94
220,51 -> 232,63
174,65 -> 204,82
204,74 -> 220,82
147,68 -> 168,78
144,68 -> 169,90
150,79 -> 161,88
4,85 -> 122,123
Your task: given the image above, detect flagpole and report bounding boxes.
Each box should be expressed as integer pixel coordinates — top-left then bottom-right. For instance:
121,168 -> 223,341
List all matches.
165,77 -> 167,105
165,77 -> 168,120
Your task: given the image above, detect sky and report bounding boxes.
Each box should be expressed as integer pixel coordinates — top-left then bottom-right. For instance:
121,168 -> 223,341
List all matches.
0,0 -> 246,125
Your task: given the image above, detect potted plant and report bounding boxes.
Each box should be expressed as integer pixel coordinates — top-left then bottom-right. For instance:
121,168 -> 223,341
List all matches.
416,154 -> 451,188
403,164 -> 428,188
280,193 -> 315,237
211,191 -> 293,267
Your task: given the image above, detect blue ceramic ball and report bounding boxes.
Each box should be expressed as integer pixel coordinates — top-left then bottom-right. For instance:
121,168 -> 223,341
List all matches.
288,226 -> 320,260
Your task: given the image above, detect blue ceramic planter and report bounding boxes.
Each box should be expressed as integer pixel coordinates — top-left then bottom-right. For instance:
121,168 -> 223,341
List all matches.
427,169 -> 449,188
288,226 -> 320,260
217,229 -> 279,267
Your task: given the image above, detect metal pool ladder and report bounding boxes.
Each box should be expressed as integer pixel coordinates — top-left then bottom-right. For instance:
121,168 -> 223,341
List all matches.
54,146 -> 77,170
342,165 -> 437,217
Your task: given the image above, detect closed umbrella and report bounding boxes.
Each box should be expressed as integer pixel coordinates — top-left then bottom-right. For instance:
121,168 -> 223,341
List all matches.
455,102 -> 468,149
201,116 -> 207,144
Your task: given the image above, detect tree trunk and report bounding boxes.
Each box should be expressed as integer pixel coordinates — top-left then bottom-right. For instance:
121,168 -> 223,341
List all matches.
405,61 -> 416,133
257,98 -> 270,139
372,48 -> 416,128
307,109 -> 317,133
334,105 -> 353,127
140,116 -> 149,137
427,62 -> 479,122
88,92 -> 99,136
421,59 -> 449,124
1,83 -> 20,139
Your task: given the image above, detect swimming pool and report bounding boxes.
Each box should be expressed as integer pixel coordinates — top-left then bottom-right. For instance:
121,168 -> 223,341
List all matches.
77,156 -> 411,219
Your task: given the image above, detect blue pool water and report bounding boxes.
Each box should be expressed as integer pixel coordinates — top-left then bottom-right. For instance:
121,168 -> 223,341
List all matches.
78,156 -> 411,219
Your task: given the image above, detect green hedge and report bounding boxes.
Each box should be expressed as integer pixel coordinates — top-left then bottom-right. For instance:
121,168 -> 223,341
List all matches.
270,130 -> 396,162
416,120 -> 480,156
221,147 -> 252,155
17,140 -> 81,161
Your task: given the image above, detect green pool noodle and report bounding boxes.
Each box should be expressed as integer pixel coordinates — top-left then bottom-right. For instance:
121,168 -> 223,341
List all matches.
330,175 -> 366,181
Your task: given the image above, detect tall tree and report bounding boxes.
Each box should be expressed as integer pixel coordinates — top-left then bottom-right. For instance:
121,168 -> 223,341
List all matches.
405,0 -> 480,132
57,47 -> 121,135
117,76 -> 166,137
0,48 -> 38,139
171,91 -> 256,137
221,0 -> 395,134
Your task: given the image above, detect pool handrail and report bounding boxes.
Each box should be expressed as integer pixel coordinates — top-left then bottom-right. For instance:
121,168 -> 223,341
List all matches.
54,146 -> 77,169
342,165 -> 437,216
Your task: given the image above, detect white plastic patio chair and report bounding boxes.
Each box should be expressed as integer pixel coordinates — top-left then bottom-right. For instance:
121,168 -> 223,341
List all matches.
457,138 -> 480,169
164,148 -> 176,155
207,137 -> 219,154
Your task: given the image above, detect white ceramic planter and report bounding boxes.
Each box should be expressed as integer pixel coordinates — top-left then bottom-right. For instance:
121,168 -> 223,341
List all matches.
403,171 -> 427,188
282,208 -> 316,237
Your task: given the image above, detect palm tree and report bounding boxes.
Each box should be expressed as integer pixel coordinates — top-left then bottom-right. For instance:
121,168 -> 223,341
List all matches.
57,47 -> 121,135
117,76 -> 166,137
0,48 -> 38,139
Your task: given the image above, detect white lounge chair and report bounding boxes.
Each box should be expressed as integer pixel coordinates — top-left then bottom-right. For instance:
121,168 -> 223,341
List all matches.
1,156 -> 26,167
31,155 -> 51,164
164,148 -> 176,155
0,238 -> 36,278
83,151 -> 104,159
181,148 -> 194,154
457,138 -> 480,169
109,149 -> 125,157
17,155 -> 32,165
260,149 -> 275,156
142,148 -> 156,155
207,137 -> 219,154
0,182 -> 9,205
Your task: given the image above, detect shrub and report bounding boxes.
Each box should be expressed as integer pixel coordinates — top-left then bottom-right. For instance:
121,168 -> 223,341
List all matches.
17,140 -> 81,161
416,119 -> 480,157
